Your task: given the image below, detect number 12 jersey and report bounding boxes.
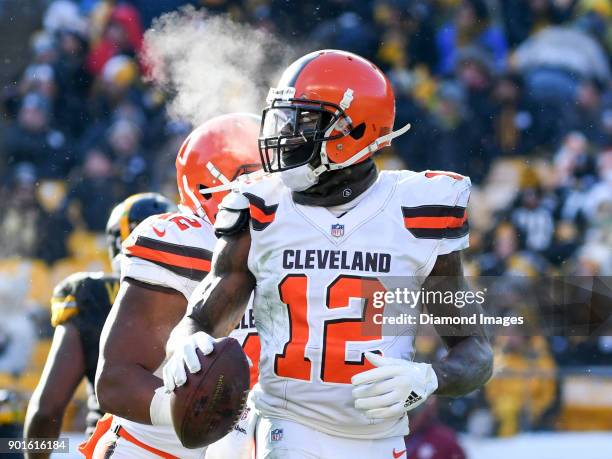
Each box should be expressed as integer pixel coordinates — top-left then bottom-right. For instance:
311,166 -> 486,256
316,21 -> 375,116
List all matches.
236,170 -> 471,439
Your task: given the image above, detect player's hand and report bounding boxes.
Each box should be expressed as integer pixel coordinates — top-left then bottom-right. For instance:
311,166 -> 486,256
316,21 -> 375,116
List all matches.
351,352 -> 438,419
162,331 -> 215,392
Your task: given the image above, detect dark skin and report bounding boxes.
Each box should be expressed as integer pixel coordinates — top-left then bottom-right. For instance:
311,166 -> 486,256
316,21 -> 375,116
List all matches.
96,279 -> 187,423
424,250 -> 493,396
24,324 -> 85,459
183,232 -> 255,337
183,231 -> 493,399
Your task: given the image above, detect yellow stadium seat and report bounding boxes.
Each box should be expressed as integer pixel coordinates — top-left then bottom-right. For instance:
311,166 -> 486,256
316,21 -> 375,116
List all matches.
0,373 -> 18,391
67,230 -> 106,260
28,260 -> 53,308
16,372 -> 42,394
49,258 -> 90,288
557,374 -> 612,431
30,339 -> 52,372
50,256 -> 109,290
15,339 -> 52,394
0,258 -> 52,309
63,230 -> 111,272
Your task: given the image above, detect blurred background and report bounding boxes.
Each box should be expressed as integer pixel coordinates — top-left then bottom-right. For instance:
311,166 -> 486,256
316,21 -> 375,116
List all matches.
0,0 -> 610,457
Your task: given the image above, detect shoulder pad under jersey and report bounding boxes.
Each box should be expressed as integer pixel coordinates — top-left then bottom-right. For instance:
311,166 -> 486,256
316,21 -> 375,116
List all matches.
395,170 -> 471,253
121,212 -> 215,294
214,191 -> 250,237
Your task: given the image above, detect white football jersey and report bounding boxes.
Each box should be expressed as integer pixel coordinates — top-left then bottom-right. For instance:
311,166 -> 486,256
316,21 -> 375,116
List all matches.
122,211 -> 216,299
115,210 -> 258,458
239,170 -> 470,440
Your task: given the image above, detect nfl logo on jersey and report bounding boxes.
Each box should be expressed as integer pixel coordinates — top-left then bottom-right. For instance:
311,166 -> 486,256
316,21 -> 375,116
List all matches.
331,223 -> 344,237
270,428 -> 283,442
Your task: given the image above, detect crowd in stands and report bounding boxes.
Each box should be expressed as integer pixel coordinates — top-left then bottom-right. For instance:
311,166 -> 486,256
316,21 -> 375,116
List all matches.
0,0 -> 611,439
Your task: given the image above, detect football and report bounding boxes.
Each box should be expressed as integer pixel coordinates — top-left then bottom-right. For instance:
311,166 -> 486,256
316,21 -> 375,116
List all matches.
170,337 -> 250,448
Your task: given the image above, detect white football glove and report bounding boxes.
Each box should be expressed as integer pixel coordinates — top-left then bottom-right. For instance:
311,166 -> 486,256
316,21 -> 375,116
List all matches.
162,331 -> 215,393
351,352 -> 438,420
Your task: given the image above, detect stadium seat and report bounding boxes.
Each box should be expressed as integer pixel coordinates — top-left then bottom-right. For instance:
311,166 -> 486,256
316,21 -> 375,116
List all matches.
16,339 -> 52,393
558,374 -> 612,431
0,258 -> 53,309
50,230 -> 112,289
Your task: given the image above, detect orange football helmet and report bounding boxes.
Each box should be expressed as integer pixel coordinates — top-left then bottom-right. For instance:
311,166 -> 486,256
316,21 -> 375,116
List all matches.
258,49 -> 410,190
176,113 -> 261,222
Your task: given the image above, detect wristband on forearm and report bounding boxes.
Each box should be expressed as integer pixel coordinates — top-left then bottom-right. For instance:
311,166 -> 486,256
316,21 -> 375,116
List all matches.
149,386 -> 172,426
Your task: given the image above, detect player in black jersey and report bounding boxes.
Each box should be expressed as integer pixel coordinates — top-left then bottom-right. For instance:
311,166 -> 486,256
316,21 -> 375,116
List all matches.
23,193 -> 175,458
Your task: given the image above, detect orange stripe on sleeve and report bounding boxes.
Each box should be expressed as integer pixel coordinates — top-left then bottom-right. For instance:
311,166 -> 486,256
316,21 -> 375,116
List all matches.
404,213 -> 467,229
250,205 -> 276,223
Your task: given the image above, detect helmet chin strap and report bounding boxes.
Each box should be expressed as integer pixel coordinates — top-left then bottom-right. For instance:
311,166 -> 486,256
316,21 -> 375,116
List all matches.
313,122 -> 412,177
280,121 -> 412,192
181,175 -> 206,217
316,87 -> 411,178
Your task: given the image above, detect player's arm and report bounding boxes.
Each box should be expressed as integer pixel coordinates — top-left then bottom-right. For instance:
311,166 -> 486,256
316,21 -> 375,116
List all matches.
24,323 -> 85,459
425,250 -> 493,396
163,230 -> 255,392
352,251 -> 493,419
353,172 -> 492,419
189,231 -> 255,336
95,279 -> 187,424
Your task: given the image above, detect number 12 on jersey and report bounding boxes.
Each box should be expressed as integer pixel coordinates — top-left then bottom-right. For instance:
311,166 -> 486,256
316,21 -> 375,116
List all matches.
274,274 -> 385,384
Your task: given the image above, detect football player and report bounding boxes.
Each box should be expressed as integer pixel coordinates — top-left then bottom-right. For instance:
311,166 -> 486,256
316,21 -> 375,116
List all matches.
93,114 -> 261,459
163,50 -> 494,459
23,192 -> 175,459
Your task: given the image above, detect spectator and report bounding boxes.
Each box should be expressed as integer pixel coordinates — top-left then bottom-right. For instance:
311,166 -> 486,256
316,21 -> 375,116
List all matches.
429,81 -> 482,176
510,186 -> 555,253
86,3 -> 144,76
566,79 -> 612,146
43,0 -> 87,36
436,0 -> 508,75
514,26 -> 610,105
485,335 -> 557,436
0,319 -> 36,376
574,242 -> 612,276
491,72 -> 560,156
20,64 -> 57,102
309,11 -> 378,61
582,148 -> 612,224
52,28 -> 92,137
0,164 -> 63,261
107,118 -> 149,195
478,223 -> 521,276
552,132 -> 597,226
453,47 -> 497,181
392,89 -> 439,172
403,398 -> 466,459
3,93 -> 73,178
374,0 -> 438,72
65,148 -> 123,232
87,55 -> 141,124
30,31 -> 57,66
501,0 -> 575,47
544,221 -> 581,266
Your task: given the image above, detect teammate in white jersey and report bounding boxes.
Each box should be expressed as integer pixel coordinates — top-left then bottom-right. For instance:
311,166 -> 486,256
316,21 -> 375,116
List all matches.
93,114 -> 261,459
164,50 -> 493,459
